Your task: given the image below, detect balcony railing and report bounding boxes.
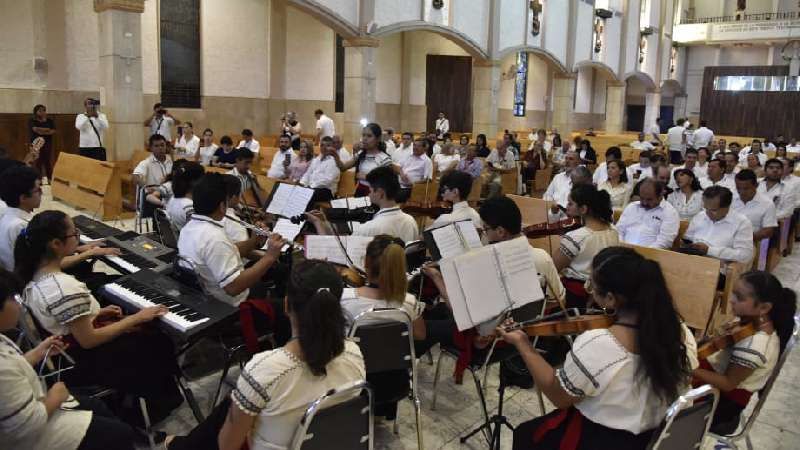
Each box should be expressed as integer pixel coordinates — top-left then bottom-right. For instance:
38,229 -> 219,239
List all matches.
681,11 -> 797,24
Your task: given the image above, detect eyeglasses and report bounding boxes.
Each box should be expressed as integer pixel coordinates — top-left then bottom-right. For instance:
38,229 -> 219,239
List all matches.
62,228 -> 81,240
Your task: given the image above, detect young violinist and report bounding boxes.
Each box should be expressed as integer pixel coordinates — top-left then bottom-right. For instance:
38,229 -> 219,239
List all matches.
226,147 -> 257,196
498,246 -> 694,450
692,270 -> 797,433
164,161 -> 205,231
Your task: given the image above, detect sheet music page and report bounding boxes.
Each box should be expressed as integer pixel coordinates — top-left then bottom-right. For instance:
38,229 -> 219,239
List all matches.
494,237 -> 544,308
282,185 -> 314,217
455,220 -> 483,250
265,183 -> 292,216
304,235 -> 348,266
431,225 -> 467,259
351,196 -> 371,209
330,198 -> 348,208
272,219 -> 304,243
439,258 -> 472,331
452,247 -> 508,326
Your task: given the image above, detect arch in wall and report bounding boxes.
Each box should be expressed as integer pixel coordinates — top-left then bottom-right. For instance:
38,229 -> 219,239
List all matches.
287,0 -> 360,38
370,21 -> 490,61
573,60 -> 621,83
496,45 -> 570,76
660,79 -> 686,97
622,71 -> 658,92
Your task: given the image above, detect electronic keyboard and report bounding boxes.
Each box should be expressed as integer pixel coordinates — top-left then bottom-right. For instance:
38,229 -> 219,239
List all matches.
99,269 -> 238,341
100,231 -> 175,274
74,215 -> 125,240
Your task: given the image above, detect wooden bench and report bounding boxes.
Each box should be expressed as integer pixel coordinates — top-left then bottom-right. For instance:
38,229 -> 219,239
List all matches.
51,153 -> 126,220
507,195 -> 561,257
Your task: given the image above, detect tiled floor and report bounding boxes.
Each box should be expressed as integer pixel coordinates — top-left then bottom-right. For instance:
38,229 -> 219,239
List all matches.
40,186 -> 800,450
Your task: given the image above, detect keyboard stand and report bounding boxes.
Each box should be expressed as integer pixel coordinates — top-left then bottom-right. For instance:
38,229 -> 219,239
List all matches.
175,370 -> 205,423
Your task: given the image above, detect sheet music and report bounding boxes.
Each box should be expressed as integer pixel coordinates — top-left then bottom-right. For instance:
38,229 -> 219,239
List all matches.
455,220 -> 483,249
265,183 -> 293,216
272,219 -> 304,243
344,236 -> 372,270
453,247 -> 508,328
495,237 -> 544,308
431,226 -> 466,259
304,235 -> 348,266
351,197 -> 371,209
265,184 -> 314,217
439,258 -> 471,330
330,198 -> 349,208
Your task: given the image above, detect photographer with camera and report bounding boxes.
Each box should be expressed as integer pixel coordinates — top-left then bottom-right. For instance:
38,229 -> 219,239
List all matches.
75,98 -> 109,161
144,102 -> 181,143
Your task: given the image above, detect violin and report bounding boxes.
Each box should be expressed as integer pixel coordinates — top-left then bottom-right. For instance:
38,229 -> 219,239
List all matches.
402,200 -> 453,218
522,218 -> 581,239
338,266 -> 366,288
696,318 -> 764,360
505,308 -> 615,337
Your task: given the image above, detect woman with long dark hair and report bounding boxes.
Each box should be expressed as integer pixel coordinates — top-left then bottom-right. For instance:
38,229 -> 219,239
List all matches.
164,259 -> 366,450
501,246 -> 693,449
667,168 -> 703,220
693,270 -> 797,433
553,184 -> 619,309
332,123 -> 392,197
578,139 -> 597,165
598,159 -> 631,210
475,133 -> 491,157
15,210 -> 183,424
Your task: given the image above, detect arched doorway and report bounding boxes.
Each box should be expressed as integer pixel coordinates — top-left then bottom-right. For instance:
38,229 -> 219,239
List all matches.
623,72 -> 657,132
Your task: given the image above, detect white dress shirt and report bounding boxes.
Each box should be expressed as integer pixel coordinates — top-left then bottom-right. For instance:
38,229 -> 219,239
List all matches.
692,127 -> 714,148
428,201 -> 483,230
783,174 -> 800,209
732,194 -> 778,233
0,208 -> 32,271
434,153 -> 460,174
758,180 -> 796,219
630,140 -> 655,151
684,210 -> 754,264
315,114 -> 336,138
391,144 -> 413,164
592,162 -> 609,185
148,116 -> 174,141
0,199 -> 6,216
133,154 -> 173,187
336,147 -> 353,165
75,113 -> 108,148
626,164 -> 653,182
399,154 -> 433,187
351,207 -> 419,243
667,126 -> 686,154
237,139 -> 261,155
267,148 -> 297,179
667,189 -> 704,221
700,176 -> 736,193
435,118 -> 450,136
543,171 -> 572,208
738,148 -> 767,166
198,143 -> 218,166
616,200 -> 680,249
174,134 -> 200,160
300,155 -> 341,194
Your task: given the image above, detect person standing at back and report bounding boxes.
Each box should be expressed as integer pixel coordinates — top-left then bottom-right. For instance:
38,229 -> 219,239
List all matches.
28,104 -> 56,181
314,109 -> 336,141
143,102 -> 180,142
666,120 -> 686,165
693,120 -> 714,149
75,98 -> 108,161
435,112 -> 450,139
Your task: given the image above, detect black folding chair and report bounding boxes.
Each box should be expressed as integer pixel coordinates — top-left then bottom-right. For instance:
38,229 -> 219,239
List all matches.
153,208 -> 179,249
647,384 -> 719,450
289,380 -> 374,450
348,308 -> 423,449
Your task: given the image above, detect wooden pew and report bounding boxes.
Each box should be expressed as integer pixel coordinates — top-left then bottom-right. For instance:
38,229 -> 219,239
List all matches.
51,153 -> 126,220
337,170 -> 356,198
507,195 -> 561,257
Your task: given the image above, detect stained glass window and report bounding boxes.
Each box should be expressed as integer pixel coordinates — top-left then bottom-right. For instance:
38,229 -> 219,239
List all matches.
160,0 -> 201,109
513,52 -> 528,117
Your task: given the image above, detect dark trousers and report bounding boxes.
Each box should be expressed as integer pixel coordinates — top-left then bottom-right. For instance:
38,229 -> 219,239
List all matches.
75,396 -> 139,450
34,142 -> 54,180
168,398 -> 230,450
669,150 -> 684,165
79,147 -> 107,161
414,302 -> 456,357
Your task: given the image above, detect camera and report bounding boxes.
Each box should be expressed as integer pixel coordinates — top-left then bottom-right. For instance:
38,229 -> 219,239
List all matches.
88,99 -> 100,107
157,108 -> 167,115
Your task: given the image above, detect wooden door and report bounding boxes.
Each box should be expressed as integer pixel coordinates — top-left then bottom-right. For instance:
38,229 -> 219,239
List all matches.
426,55 -> 473,134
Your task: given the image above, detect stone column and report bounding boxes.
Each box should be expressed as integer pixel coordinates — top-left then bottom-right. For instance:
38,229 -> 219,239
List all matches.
268,0 -> 288,125
551,75 -> 576,137
342,37 -> 379,145
472,60 -> 500,138
643,89 -> 661,133
605,82 -> 626,134
673,95 -> 688,120
94,0 -> 145,161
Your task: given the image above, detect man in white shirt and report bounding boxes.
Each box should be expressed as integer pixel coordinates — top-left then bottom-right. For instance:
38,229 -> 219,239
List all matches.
616,179 -> 680,249
722,152 -> 740,183
134,134 -> 174,189
782,158 -> 800,210
314,109 -> 336,142
626,150 -> 654,183
0,166 -> 41,270
391,132 -> 414,163
666,121 -> 686,164
630,132 -> 655,151
226,148 -> 258,196
669,148 -> 705,188
692,120 -> 714,149
733,169 -> 778,241
396,139 -> 433,202
485,140 -> 517,197
528,129 -> 552,154
236,129 -> 260,155
300,136 -> 341,203
179,174 -> 288,311
435,112 -> 449,139
738,140 -> 767,167
75,98 -> 109,161
786,137 -> 800,154
758,159 -> 796,220
428,171 -> 482,230
307,166 -> 419,243
332,135 -> 353,165
700,158 -> 735,192
683,186 -> 753,265
427,131 -> 442,156
143,102 -> 180,143
648,118 -> 662,145
267,135 -> 297,180
383,128 -> 397,157
544,150 -> 579,209
592,147 -> 622,185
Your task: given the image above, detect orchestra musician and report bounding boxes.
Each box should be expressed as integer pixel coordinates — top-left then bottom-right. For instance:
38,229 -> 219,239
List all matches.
164,161 -> 205,232
329,123 -> 393,197
14,210 -> 183,425
426,170 -> 482,231
226,148 -> 258,197
692,271 -> 796,434
498,247 -> 695,450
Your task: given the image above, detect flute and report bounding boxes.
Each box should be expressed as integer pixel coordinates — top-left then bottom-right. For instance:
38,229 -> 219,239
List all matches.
225,214 -> 271,237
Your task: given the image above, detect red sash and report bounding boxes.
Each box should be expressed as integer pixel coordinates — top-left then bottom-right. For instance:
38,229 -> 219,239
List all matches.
238,299 -> 276,354
533,407 -> 585,450
696,360 -> 753,408
561,277 -> 588,300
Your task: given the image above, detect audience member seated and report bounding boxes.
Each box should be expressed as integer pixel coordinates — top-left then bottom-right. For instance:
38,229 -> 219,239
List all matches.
577,139 -> 597,165
733,169 -> 778,242
695,147 -> 711,173
484,139 -> 517,197
553,184 -> 619,309
288,140 -> 314,183
457,143 -> 483,180
396,138 -> 433,202
212,135 -> 237,168
738,140 -> 767,167
782,159 -> 800,211
308,166 -> 419,243
332,135 -> 354,165
668,168 -> 704,220
522,142 -> 548,191
174,121 -> 200,161
745,153 -> 765,178
144,102 -> 180,142
668,148 -> 705,188
434,143 -> 460,177
165,161 -> 205,231
683,186 -> 753,265
701,158 -> 735,192
630,132 -> 655,151
236,129 -> 260,155
475,133 -> 491,158
299,136 -> 341,203
391,132 -> 414,163
164,260 -> 366,450
544,150 -> 580,211
221,175 -> 252,244
722,151 -> 740,182
592,146 -> 622,185
598,160 -> 631,211
626,150 -> 654,182
428,170 -> 482,230
758,159 -> 796,220
528,128 -> 552,154
266,134 -> 297,180
197,128 -> 218,166
617,179 -> 680,249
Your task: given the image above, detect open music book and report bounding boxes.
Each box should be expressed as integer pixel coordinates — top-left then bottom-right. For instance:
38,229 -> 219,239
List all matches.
304,235 -> 373,271
439,236 -> 545,331
265,182 -> 314,218
330,196 -> 371,209
273,218 -> 304,243
422,219 -> 483,261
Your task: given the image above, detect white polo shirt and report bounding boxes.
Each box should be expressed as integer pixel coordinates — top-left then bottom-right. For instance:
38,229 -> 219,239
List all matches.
336,146 -> 353,165
351,207 -> 419,243
224,208 -> 249,244
165,197 -> 194,231
174,134 -> 200,160
315,114 -> 336,138
428,201 -> 483,230
692,127 -> 714,148
75,113 -> 108,148
133,154 -> 173,187
732,194 -> 778,232
667,126 -> 685,154
758,180 -> 796,219
148,116 -> 175,141
543,171 -> 572,208
267,148 -> 297,179
300,155 -> 341,194
0,208 -> 32,271
178,215 -> 246,306
399,154 -> 433,188
238,139 -> 261,155
684,210 -> 754,264
616,200 -> 680,249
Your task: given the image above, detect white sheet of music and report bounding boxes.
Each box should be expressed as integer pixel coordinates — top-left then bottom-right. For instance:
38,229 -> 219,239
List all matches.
265,184 -> 314,217
330,196 -> 371,210
345,236 -> 372,270
456,221 -> 483,249
304,235 -> 372,270
495,237 -> 544,308
272,219 -> 304,243
330,198 -> 349,208
431,226 -> 466,259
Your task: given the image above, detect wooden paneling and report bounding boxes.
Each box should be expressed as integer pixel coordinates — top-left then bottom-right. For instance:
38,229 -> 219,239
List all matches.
426,55 -> 473,133
0,113 -> 79,162
700,66 -> 800,139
